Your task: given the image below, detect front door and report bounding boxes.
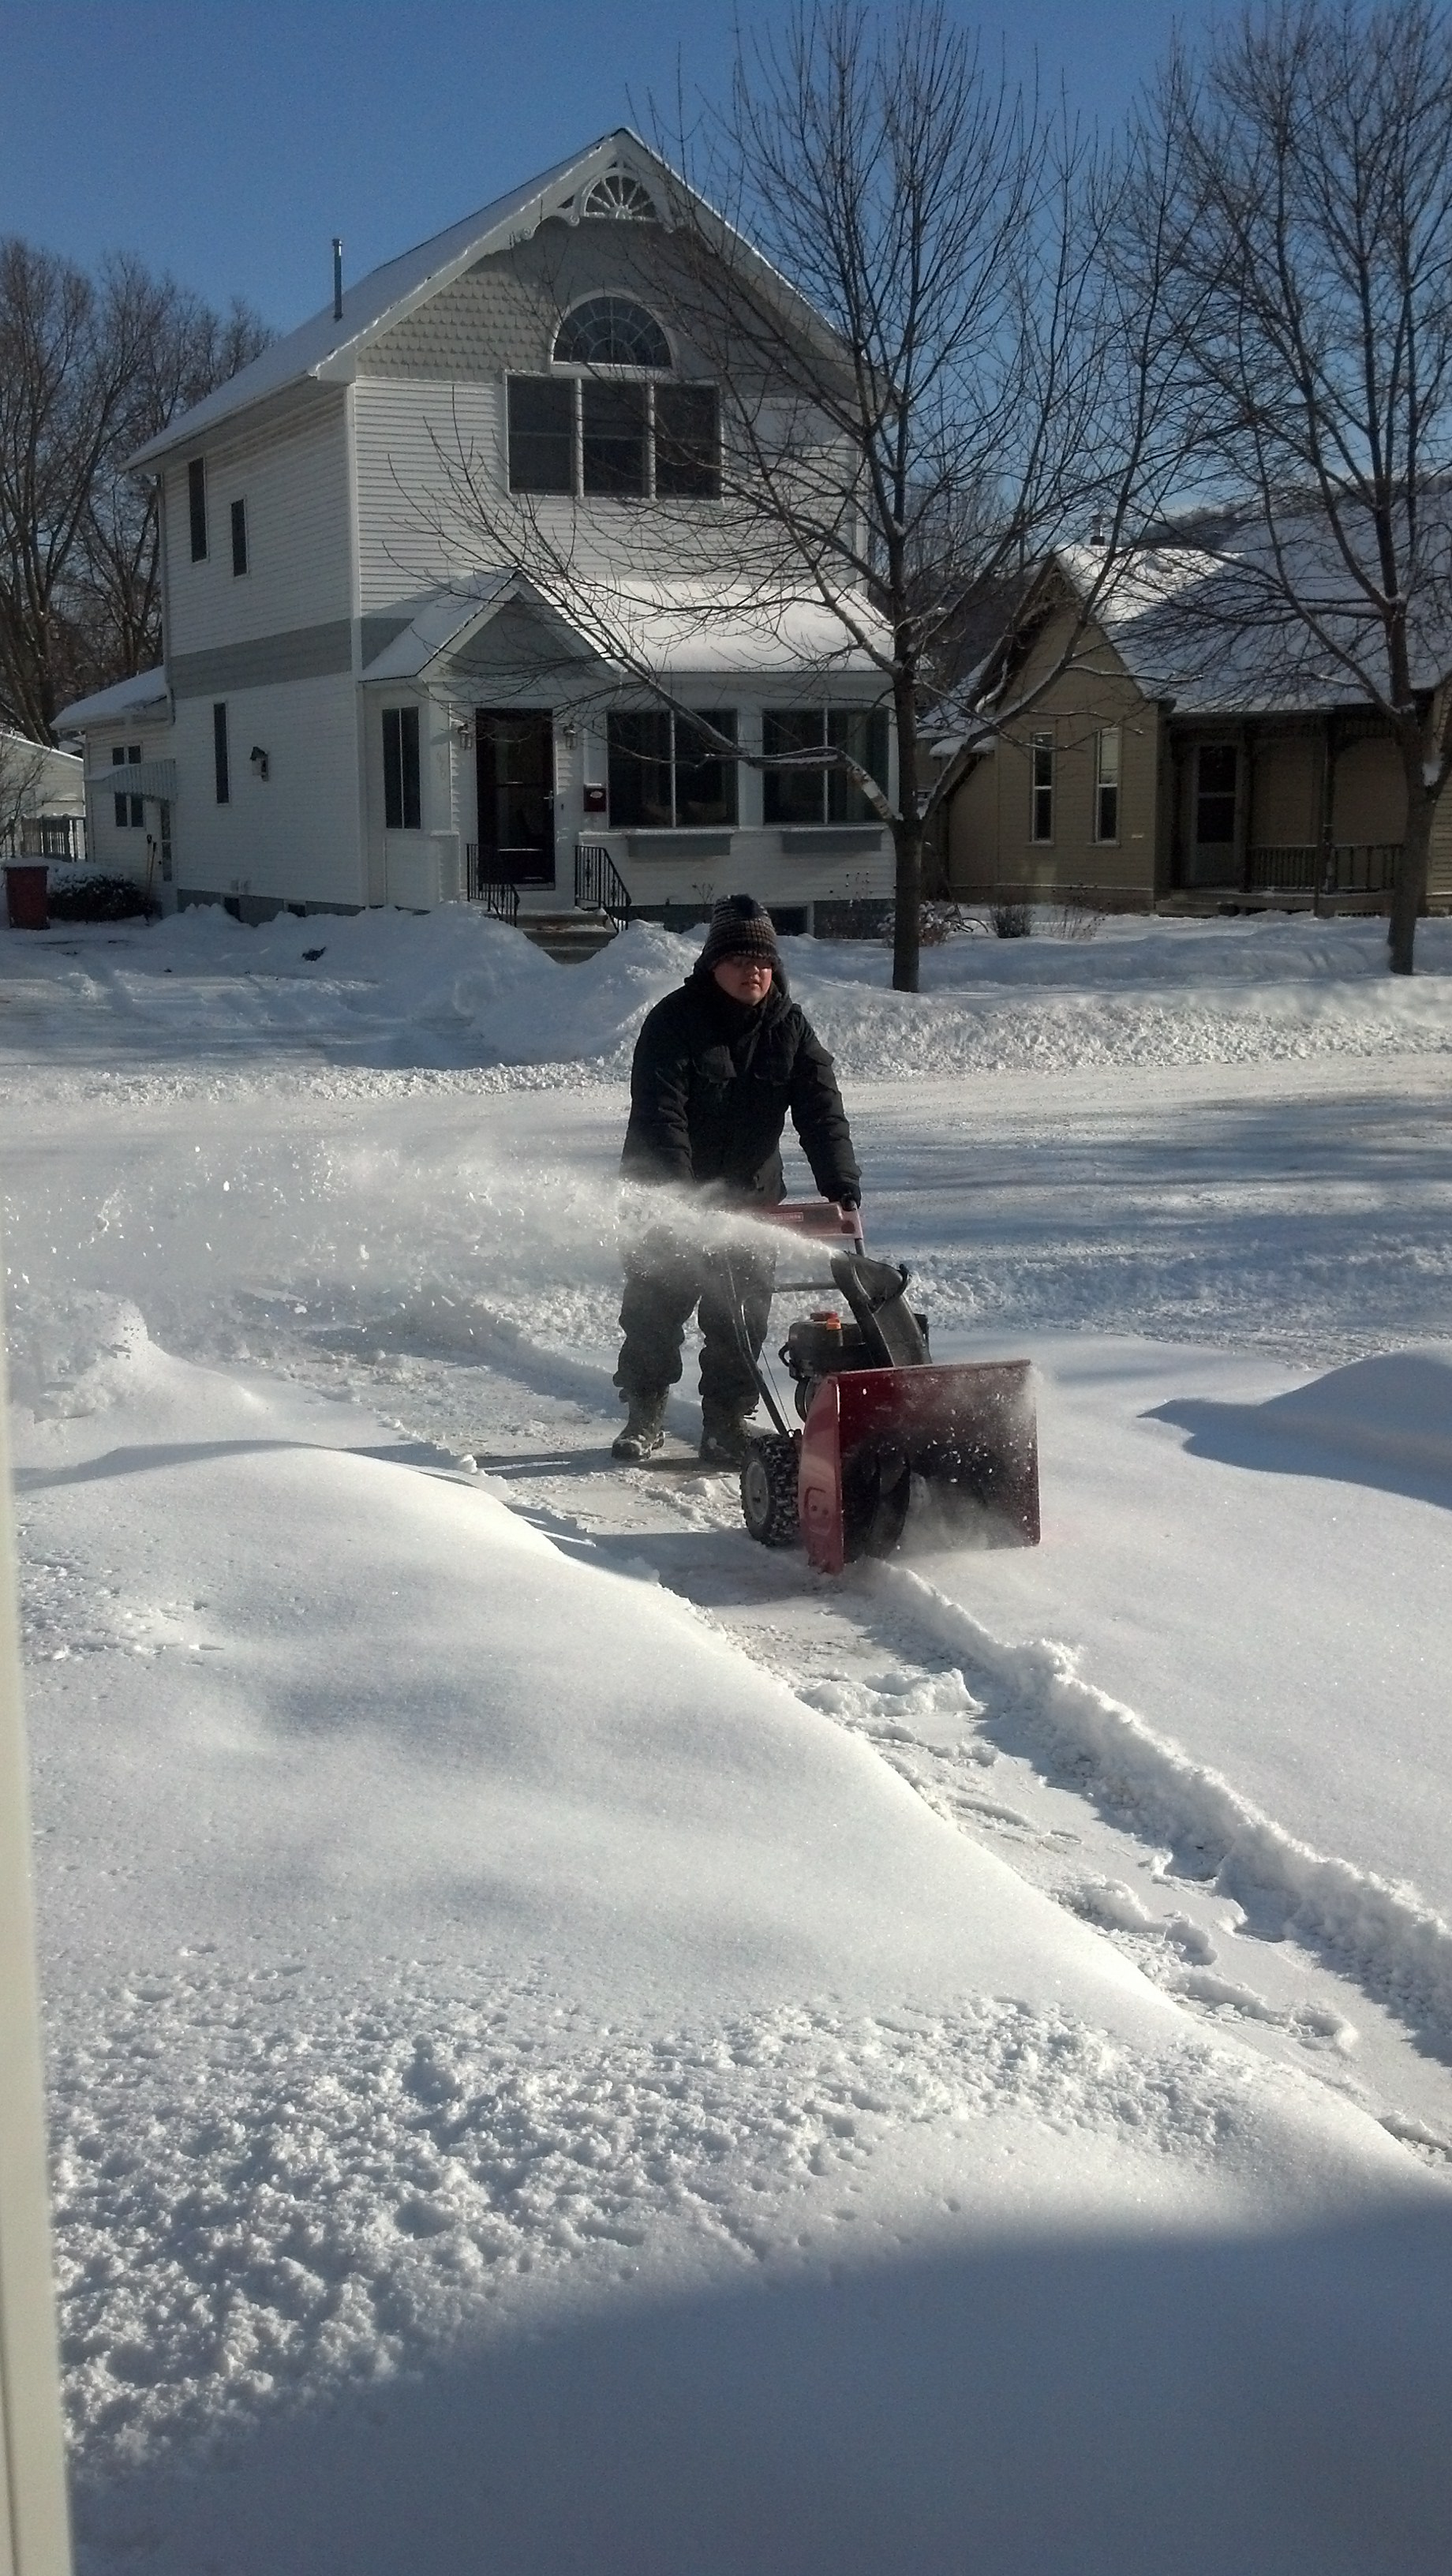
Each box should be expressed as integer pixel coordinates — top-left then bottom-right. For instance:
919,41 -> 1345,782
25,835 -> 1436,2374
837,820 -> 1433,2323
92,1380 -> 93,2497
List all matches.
475,710 -> 556,886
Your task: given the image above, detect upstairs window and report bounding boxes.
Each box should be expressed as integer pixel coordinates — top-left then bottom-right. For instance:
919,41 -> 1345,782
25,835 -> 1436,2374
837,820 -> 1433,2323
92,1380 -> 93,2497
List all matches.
554,296 -> 670,369
188,457 -> 208,561
383,706 -> 421,830
1029,731 -> 1055,842
1094,726 -> 1120,842
654,384 -> 719,498
507,378 -> 574,495
582,381 -> 647,496
509,375 -> 720,501
762,708 -> 889,826
230,497 -> 249,577
608,710 -> 738,829
111,743 -> 142,829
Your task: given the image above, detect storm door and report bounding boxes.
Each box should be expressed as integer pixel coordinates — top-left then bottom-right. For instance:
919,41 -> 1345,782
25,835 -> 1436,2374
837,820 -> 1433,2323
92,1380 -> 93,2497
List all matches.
1188,742 -> 1240,885
474,710 -> 556,885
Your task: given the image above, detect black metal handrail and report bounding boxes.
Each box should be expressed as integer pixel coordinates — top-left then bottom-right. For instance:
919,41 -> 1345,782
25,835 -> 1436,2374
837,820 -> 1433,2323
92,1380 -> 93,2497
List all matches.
575,840 -> 632,923
464,845 -> 521,923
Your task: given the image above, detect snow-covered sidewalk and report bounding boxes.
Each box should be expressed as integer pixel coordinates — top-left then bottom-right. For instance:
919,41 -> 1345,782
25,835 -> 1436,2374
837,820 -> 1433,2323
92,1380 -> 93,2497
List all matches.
6,908 -> 1452,2570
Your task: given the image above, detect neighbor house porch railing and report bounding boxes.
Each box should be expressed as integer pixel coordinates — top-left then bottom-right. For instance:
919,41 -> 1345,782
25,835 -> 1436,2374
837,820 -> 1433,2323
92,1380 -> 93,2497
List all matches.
1246,842 -> 1402,897
1,815 -> 85,863
463,845 -> 520,923
574,840 -> 632,924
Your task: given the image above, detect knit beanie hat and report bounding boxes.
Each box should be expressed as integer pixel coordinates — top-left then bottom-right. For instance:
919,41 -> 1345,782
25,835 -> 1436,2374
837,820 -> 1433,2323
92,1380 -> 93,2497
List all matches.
698,894 -> 781,975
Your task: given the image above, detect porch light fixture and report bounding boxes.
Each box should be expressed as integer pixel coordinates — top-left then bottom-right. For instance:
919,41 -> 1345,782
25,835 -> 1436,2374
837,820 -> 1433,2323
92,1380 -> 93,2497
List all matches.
453,720 -> 473,750
249,745 -> 269,781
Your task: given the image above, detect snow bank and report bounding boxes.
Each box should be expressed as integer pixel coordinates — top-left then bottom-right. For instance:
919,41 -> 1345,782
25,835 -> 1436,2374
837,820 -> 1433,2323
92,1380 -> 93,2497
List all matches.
20,1306 -> 1439,2529
3,904 -> 1451,1083
1158,1345 -> 1452,1483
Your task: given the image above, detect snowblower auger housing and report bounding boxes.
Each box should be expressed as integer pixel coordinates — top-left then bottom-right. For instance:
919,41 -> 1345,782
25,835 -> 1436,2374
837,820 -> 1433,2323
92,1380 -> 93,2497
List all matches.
734,1201 -> 1040,1573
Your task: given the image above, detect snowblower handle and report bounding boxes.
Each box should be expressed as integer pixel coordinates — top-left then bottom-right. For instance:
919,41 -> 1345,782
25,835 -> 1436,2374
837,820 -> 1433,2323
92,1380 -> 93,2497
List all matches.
758,1200 -> 866,1254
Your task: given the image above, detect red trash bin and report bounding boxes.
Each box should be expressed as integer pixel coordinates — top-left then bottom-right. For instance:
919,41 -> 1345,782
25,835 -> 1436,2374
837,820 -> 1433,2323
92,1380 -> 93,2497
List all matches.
4,864 -> 47,930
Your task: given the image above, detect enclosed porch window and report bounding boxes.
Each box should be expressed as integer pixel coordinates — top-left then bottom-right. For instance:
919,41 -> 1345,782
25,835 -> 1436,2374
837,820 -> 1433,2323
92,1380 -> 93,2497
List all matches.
608,710 -> 738,828
762,708 -> 889,825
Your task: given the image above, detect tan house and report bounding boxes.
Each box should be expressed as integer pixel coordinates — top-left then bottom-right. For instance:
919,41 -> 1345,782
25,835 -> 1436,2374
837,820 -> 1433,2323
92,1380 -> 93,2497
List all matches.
942,546 -> 1452,913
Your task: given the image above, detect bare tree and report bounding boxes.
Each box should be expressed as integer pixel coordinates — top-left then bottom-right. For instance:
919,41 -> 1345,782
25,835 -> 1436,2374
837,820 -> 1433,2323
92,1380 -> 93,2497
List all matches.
425,6 -> 1168,989
0,241 -> 268,741
1127,0 -> 1452,972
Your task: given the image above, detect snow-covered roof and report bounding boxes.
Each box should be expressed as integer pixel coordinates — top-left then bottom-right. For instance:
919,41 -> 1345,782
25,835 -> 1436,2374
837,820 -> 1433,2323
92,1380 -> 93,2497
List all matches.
603,583 -> 889,677
1,726 -> 80,770
361,574 -> 892,685
128,130 -> 835,474
360,576 -> 521,680
52,667 -> 170,732
1053,515 -> 1452,715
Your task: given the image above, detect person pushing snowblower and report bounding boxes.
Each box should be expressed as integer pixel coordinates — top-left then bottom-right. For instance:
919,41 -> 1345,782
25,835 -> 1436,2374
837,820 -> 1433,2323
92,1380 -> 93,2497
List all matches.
612,895 -> 861,1466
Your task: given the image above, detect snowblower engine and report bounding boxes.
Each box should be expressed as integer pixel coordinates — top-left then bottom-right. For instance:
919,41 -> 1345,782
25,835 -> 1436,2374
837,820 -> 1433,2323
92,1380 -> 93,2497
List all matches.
733,1203 -> 1040,1574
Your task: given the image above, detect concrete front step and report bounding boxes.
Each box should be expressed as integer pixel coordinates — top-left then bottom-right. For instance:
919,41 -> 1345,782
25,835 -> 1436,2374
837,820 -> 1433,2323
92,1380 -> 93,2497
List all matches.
515,910 -> 622,964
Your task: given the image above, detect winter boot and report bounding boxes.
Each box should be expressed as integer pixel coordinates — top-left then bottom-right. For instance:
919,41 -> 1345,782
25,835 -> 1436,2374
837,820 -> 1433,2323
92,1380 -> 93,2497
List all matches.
698,1404 -> 758,1470
612,1391 -> 667,1462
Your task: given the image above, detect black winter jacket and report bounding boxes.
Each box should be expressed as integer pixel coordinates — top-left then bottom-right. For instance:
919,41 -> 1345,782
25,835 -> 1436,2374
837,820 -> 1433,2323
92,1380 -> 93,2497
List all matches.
620,968 -> 860,1205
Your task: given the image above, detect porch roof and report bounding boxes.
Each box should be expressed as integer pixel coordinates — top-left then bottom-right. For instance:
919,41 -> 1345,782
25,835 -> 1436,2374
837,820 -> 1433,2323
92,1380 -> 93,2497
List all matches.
53,667 -> 170,733
361,575 -> 890,689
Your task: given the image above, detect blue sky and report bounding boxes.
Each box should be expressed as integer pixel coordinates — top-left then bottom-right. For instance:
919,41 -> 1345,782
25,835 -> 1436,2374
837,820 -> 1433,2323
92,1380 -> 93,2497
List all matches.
4,1 -> 1210,328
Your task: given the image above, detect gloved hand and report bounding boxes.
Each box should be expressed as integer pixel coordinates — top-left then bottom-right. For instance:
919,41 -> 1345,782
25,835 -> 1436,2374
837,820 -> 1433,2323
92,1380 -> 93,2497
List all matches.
836,1188 -> 862,1211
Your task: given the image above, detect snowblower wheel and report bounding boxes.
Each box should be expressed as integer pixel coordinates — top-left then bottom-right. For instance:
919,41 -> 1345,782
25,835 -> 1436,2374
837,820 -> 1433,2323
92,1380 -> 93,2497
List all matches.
840,1440 -> 911,1561
741,1434 -> 801,1547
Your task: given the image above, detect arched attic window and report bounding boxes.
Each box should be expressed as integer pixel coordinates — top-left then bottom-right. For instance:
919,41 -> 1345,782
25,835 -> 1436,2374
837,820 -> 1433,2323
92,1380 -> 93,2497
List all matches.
582,171 -> 658,220
553,295 -> 671,371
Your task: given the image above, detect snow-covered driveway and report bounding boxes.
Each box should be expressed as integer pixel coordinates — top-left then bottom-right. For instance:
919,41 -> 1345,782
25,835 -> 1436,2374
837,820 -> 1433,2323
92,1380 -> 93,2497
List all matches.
5,908 -> 1452,2572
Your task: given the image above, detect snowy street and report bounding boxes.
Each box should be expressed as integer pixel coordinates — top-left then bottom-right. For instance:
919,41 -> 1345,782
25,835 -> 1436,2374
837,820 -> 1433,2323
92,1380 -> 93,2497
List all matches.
6,907 -> 1452,2571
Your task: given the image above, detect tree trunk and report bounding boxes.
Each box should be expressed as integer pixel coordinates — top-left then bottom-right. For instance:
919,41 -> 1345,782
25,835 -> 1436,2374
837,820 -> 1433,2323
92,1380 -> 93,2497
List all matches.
890,818 -> 924,993
1388,775 -> 1435,975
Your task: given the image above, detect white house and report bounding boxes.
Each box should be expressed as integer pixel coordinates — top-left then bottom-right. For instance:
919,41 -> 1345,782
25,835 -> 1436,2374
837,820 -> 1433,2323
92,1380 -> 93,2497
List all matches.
0,729 -> 87,862
54,132 -> 894,939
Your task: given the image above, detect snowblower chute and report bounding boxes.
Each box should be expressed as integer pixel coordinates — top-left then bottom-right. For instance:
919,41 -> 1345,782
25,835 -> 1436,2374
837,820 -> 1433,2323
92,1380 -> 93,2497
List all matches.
731,1201 -> 1039,1573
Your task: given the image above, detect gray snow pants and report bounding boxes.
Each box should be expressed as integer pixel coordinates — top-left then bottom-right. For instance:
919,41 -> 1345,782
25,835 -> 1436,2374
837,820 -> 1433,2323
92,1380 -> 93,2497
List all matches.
614,1228 -> 777,1417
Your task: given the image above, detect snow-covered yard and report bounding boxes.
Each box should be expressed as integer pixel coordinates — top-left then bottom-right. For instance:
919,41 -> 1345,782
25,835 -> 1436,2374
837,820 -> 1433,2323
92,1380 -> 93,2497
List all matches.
5,904 -> 1452,2573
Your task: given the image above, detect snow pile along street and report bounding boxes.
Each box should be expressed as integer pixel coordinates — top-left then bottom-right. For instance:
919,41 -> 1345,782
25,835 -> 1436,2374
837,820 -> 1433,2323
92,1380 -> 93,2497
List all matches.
4,906 -> 1452,2571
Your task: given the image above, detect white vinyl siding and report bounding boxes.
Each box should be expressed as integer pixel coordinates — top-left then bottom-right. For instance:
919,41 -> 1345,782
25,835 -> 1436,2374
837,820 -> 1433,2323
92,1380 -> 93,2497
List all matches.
170,674 -> 364,908
352,380 -> 503,605
163,394 -> 350,655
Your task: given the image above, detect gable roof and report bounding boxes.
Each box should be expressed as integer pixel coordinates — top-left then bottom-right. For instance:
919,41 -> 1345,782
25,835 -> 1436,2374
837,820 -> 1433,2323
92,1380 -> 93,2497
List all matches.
128,129 -> 836,473
957,504 -> 1452,738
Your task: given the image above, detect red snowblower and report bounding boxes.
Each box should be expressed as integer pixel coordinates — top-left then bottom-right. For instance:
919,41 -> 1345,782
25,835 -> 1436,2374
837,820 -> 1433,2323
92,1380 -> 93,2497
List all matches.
729,1200 -> 1039,1575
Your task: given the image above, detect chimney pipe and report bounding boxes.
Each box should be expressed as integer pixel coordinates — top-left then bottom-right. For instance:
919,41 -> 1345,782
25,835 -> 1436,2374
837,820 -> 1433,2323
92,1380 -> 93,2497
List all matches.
332,237 -> 344,324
